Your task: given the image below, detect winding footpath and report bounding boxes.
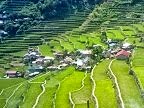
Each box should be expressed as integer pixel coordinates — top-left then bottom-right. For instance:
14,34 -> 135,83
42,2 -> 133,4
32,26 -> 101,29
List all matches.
69,71 -> 88,108
32,80 -> 47,108
108,60 -> 125,108
91,65 -> 99,108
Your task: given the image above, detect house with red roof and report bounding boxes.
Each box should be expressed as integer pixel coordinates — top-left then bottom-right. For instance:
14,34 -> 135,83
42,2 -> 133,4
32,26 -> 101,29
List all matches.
115,50 -> 131,60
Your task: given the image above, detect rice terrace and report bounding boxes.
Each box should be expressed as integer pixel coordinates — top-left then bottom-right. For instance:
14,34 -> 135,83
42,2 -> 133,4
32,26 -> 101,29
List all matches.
0,0 -> 144,108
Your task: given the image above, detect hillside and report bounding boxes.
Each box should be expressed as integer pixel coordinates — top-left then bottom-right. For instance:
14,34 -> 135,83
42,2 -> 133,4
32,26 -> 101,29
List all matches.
0,0 -> 144,108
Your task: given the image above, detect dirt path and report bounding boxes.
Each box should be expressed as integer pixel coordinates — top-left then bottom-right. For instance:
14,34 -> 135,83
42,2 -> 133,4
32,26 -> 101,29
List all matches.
109,60 -> 125,108
91,65 -> 99,108
32,80 -> 47,108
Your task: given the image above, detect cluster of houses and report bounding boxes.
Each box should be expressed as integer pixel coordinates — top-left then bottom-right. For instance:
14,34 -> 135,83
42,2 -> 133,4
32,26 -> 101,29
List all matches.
5,38 -> 133,78
103,39 -> 133,60
22,47 -> 93,77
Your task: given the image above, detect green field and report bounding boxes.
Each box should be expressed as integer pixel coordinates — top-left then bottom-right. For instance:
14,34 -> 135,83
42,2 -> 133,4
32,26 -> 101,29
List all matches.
133,67 -> 144,89
0,78 -> 25,108
0,78 -> 25,91
111,60 -> 144,108
107,29 -> 125,40
55,71 -> 85,108
72,73 -> 95,108
93,60 -> 117,108
39,44 -> 53,56
133,48 -> 144,67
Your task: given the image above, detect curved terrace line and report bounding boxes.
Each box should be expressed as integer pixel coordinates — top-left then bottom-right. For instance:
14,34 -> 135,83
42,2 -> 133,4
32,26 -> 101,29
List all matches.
53,83 -> 60,108
91,65 -> 99,108
108,59 -> 125,108
53,76 -> 69,108
3,83 -> 23,108
69,71 -> 88,108
69,92 -> 75,108
32,80 -> 47,108
0,89 -> 4,96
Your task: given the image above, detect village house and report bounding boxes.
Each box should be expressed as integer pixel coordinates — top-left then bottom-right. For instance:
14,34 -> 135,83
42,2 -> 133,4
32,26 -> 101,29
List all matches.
27,65 -> 44,73
102,50 -> 111,58
121,43 -> 133,51
54,52 -> 64,60
6,70 -> 17,78
72,57 -> 91,71
5,70 -> 22,78
58,63 -> 68,69
32,56 -> 55,66
28,72 -> 40,77
23,49 -> 40,63
47,66 -> 60,71
115,50 -> 131,60
44,56 -> 55,62
61,56 -> 73,64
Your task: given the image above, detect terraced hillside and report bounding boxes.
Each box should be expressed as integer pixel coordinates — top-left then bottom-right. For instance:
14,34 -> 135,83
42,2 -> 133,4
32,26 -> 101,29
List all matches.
0,0 -> 144,108
0,0 -> 31,13
0,9 -> 92,71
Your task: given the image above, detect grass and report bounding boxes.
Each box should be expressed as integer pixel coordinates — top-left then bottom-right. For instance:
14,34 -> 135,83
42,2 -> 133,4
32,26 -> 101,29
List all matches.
20,83 -> 42,108
49,40 -> 63,52
122,30 -> 136,37
132,24 -> 144,32
60,39 -> 74,52
107,29 -> 125,40
79,35 -> 88,43
120,26 -> 136,32
11,51 -> 27,57
36,86 -> 57,108
93,60 -> 117,108
133,67 -> 144,89
34,67 -> 76,108
111,60 -> 144,108
0,78 -> 25,92
125,37 -> 144,47
0,79 -> 25,108
88,36 -> 106,47
66,36 -> 86,49
5,82 -> 29,108
73,41 -> 86,49
0,68 -> 5,77
133,48 -> 144,67
72,73 -> 95,108
55,70 -> 85,108
39,44 -> 53,56
0,85 -> 18,108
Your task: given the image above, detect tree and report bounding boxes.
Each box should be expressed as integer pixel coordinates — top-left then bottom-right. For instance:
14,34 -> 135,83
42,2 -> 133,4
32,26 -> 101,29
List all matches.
92,45 -> 103,62
100,31 -> 107,43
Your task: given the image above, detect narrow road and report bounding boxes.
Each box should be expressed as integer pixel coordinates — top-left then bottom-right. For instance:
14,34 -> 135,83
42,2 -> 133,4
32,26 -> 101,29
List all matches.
109,60 -> 125,108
